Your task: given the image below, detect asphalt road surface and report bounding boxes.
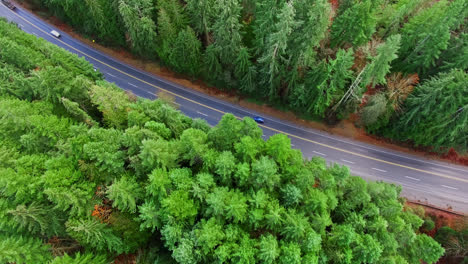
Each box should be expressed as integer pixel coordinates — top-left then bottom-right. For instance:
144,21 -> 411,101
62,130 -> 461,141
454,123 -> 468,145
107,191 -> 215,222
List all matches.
1,4 -> 467,213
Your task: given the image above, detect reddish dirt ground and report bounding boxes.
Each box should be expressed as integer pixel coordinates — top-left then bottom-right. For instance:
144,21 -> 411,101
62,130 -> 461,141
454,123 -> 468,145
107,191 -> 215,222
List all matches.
406,202 -> 467,264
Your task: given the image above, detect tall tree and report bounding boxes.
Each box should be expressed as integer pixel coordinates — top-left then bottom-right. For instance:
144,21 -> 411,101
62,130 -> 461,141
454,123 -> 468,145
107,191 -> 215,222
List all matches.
169,27 -> 202,77
257,2 -> 296,99
392,69 -> 468,153
362,34 -> 401,87
185,0 -> 216,45
393,0 -> 466,74
118,0 -> 158,57
330,0 -> 377,48
296,48 -> 355,117
332,35 -> 401,118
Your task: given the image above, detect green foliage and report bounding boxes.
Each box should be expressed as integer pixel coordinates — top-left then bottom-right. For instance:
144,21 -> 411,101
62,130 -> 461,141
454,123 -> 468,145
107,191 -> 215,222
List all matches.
8,202 -> 64,236
393,0 -> 462,74
0,235 -> 52,264
118,0 -> 158,57
330,0 -> 377,47
61,97 -> 97,127
391,69 -> 468,153
422,217 -> 435,232
0,15 -> 448,264
258,234 -> 279,263
435,225 -> 468,261
362,34 -> 401,87
291,48 -> 355,117
361,92 -> 390,126
107,176 -> 144,213
66,218 -> 124,253
49,252 -> 109,264
89,82 -> 131,129
169,27 -> 202,77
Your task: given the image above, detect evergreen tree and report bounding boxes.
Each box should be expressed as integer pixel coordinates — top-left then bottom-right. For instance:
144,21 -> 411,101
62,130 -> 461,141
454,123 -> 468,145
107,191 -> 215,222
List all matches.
0,235 -> 51,264
362,34 -> 401,87
49,252 -> 109,264
393,0 -> 465,74
66,218 -> 124,253
305,48 -> 355,117
106,176 -> 144,213
257,2 -> 296,99
392,69 -> 468,153
156,0 -> 189,65
8,202 -> 64,237
185,0 -> 216,45
169,27 -> 202,77
330,0 -> 377,48
118,0 -> 158,57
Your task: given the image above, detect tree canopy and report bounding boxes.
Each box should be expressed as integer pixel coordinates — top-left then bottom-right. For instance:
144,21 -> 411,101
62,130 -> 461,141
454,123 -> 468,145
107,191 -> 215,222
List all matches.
23,0 -> 468,153
0,17 -> 446,263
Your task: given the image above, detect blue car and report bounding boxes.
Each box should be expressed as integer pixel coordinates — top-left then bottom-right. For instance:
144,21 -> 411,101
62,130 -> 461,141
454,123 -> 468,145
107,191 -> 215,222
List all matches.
253,116 -> 265,123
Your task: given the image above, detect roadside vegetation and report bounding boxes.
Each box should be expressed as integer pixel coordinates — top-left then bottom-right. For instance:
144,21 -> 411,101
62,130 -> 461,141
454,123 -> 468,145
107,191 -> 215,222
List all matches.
0,17 -> 447,263
18,0 -> 468,155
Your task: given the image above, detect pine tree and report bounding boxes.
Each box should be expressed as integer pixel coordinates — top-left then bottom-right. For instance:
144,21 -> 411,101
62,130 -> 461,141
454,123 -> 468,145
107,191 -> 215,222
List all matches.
332,35 -> 401,118
234,47 -> 257,94
66,218 -> 124,253
156,0 -> 189,65
288,0 -> 331,67
169,27 -> 202,77
44,185 -> 94,217
0,235 -> 51,264
257,2 -> 296,99
330,0 -> 377,48
362,34 -> 401,87
118,0 -> 158,57
393,0 -> 465,74
393,69 -> 468,153
185,0 -> 216,45
49,252 -> 109,264
106,176 -> 144,213
61,97 -> 97,127
89,82 -> 131,129
201,0 -> 247,87
8,202 -> 64,237
306,48 -> 355,117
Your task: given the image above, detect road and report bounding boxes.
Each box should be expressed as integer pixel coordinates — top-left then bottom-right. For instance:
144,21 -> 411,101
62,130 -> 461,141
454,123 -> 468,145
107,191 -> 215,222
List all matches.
1,4 -> 467,213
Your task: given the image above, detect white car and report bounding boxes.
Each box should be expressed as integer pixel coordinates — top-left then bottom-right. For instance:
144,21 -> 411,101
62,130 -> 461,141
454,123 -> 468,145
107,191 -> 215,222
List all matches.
50,30 -> 61,38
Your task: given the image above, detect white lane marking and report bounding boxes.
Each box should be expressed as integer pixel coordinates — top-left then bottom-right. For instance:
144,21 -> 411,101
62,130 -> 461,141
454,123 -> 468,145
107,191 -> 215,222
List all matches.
19,24 -> 24,28
291,144 -> 295,147
341,159 -> 355,164
107,73 -> 116,78
32,32 -> 38,37
197,111 -> 208,117
372,168 -> 387,173
128,82 -> 138,88
313,151 -> 327,157
405,176 -> 420,181
441,185 -> 458,190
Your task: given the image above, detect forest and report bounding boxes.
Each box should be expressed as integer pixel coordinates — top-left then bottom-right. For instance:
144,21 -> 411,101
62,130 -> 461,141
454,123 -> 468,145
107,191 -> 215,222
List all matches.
19,0 -> 468,154
0,17 -> 455,263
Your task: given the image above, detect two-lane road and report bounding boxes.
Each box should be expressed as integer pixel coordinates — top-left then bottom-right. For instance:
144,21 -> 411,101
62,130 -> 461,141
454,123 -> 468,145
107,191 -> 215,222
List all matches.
1,4 -> 467,213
